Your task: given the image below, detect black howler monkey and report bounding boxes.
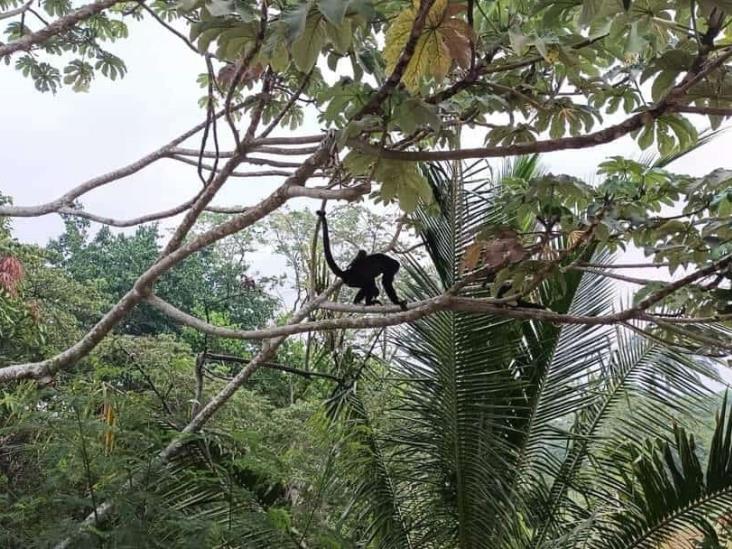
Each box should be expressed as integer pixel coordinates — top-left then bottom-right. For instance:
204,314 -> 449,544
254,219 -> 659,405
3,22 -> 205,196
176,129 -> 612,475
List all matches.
317,210 -> 408,311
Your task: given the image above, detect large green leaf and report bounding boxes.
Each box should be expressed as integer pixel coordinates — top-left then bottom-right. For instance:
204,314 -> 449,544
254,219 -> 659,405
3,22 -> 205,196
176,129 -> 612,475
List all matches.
291,15 -> 327,72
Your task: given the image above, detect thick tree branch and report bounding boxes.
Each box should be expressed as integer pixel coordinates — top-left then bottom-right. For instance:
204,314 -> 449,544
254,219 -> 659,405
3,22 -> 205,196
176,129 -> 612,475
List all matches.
425,35 -> 608,105
0,0 -> 122,57
56,200 -> 198,227
350,47 -> 732,162
0,137 -> 339,383
252,135 -> 322,145
168,155 -> 297,177
50,182 -> 359,227
143,254 -> 732,341
348,111 -> 652,161
172,148 -> 305,167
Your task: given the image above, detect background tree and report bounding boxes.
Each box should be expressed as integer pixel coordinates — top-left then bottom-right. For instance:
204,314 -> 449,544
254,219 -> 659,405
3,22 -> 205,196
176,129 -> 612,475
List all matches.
1,0 -> 732,546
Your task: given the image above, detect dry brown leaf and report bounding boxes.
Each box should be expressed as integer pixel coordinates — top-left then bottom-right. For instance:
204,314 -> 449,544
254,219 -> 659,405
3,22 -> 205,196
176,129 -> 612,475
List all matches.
481,228 -> 528,270
568,229 -> 586,248
217,61 -> 264,88
441,20 -> 472,69
540,243 -> 560,261
444,2 -> 468,17
460,240 -> 485,272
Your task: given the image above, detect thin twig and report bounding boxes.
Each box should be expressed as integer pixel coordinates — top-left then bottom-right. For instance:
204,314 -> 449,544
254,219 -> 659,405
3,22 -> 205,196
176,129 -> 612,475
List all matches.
0,0 -> 32,21
139,1 -> 199,54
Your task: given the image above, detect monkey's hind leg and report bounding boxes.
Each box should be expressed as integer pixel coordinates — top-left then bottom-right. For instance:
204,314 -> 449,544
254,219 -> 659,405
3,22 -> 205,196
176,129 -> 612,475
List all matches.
364,281 -> 381,306
382,264 -> 408,311
353,288 -> 366,304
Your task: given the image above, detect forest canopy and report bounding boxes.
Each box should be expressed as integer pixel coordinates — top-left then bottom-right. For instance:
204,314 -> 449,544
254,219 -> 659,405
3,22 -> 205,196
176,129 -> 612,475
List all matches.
2,0 -> 732,547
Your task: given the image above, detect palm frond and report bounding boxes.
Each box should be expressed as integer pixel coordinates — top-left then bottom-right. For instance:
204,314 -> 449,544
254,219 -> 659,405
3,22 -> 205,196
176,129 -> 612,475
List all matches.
324,390 -> 415,549
596,393 -> 732,549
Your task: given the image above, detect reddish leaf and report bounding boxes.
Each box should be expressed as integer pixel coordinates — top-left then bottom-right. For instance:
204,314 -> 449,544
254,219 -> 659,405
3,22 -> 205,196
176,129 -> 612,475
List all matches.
0,255 -> 24,296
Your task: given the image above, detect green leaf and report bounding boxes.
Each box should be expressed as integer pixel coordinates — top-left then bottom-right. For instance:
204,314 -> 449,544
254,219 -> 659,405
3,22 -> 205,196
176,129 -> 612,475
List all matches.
651,70 -> 677,102
395,97 -> 441,134
325,19 -> 352,54
197,27 -> 223,53
656,49 -> 694,71
206,0 -> 233,17
343,151 -> 374,176
291,15 -> 326,72
637,122 -> 655,150
508,27 -> 528,55
270,39 -> 290,72
625,21 -> 646,57
579,0 -> 603,27
549,113 -> 565,139
397,184 -> 419,213
282,2 -> 309,42
316,0 -> 350,25
533,36 -> 548,61
216,24 -> 259,60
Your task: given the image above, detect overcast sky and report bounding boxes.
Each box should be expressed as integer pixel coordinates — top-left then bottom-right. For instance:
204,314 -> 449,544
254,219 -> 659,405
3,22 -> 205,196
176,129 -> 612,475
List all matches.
2,16 -> 731,286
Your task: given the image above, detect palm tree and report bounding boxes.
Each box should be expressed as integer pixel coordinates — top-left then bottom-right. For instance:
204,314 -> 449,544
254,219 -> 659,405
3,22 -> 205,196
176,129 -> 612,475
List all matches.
326,157 -> 732,548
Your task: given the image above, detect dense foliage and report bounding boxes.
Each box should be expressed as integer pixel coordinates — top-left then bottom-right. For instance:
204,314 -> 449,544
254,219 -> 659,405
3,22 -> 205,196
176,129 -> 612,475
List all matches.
2,0 -> 732,546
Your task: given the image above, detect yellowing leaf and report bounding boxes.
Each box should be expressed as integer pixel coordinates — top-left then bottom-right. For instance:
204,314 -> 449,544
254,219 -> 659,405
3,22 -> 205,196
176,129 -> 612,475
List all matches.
384,0 -> 471,92
425,0 -> 449,25
411,0 -> 448,20
423,31 -> 452,80
383,8 -> 417,73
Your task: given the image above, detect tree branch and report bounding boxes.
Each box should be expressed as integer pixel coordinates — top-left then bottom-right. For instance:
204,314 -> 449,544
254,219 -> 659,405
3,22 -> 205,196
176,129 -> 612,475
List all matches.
142,254 -> 732,341
168,155 -> 297,178
349,47 -> 732,162
0,0 -> 122,57
0,0 -> 33,21
170,148 -> 304,167
0,103 -> 247,218
205,353 -> 342,382
0,137 -> 338,383
354,0 -> 437,118
673,105 -> 732,117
